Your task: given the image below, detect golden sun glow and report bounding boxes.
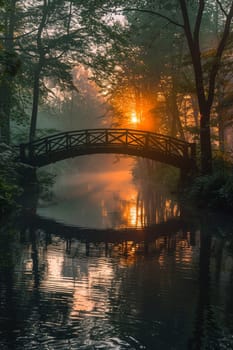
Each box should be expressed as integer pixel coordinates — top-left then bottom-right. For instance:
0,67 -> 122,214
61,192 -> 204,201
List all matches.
131,111 -> 139,124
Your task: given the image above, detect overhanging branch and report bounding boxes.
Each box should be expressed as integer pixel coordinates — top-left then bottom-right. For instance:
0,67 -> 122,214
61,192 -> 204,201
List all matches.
207,3 -> 233,106
119,8 -> 184,29
216,0 -> 227,17
193,0 -> 204,42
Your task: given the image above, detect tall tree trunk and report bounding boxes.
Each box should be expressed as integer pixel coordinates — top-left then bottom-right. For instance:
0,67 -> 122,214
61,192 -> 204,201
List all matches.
216,83 -> 225,153
29,0 -> 48,142
218,116 -> 225,154
0,0 -> 17,144
29,64 -> 42,142
0,80 -> 12,144
191,95 -> 199,129
170,91 -> 178,137
200,112 -> 212,174
170,90 -> 185,140
179,0 -> 212,174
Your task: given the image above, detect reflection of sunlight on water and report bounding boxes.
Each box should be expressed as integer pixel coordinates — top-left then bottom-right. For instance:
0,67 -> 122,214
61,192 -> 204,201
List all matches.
103,189 -> 145,229
5,217 -> 233,349
38,155 -> 179,228
71,262 -> 113,317
38,230 -> 202,323
164,200 -> 179,221
130,205 -> 137,226
39,156 -> 147,228
121,193 -> 144,228
40,241 -> 115,318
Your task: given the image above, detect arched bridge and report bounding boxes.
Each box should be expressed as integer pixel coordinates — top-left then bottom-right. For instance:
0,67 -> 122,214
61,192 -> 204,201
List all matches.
19,128 -> 196,169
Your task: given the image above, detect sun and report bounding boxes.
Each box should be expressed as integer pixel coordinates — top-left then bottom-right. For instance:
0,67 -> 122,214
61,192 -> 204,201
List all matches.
131,111 -> 138,124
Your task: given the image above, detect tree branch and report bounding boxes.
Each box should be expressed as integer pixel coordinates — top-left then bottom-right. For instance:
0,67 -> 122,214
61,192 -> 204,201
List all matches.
207,3 -> 233,106
216,0 -> 227,17
121,8 -> 184,28
179,0 -> 206,107
46,50 -> 66,61
67,1 -> 72,36
0,28 -> 39,41
179,0 -> 194,47
193,0 -> 205,42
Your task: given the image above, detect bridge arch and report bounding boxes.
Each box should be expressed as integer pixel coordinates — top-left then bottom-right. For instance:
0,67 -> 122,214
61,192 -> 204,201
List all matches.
19,128 -> 196,170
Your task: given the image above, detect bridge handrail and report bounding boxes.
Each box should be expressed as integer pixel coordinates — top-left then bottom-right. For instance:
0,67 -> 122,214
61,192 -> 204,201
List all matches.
19,128 -> 196,169
21,128 -> 194,147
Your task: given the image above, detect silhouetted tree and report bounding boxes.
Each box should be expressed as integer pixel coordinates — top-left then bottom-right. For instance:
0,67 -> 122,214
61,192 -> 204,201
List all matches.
116,0 -> 233,174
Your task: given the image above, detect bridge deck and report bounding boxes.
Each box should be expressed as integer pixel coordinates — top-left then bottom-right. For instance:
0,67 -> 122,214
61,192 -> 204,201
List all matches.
19,128 -> 196,170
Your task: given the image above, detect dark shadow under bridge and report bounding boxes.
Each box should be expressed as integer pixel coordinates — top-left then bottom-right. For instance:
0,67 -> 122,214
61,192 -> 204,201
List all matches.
20,213 -> 190,244
19,128 -> 196,170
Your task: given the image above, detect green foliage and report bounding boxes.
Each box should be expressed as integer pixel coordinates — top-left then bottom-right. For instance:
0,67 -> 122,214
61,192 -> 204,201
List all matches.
0,143 -> 23,216
0,175 -> 21,216
0,50 -> 21,77
37,170 -> 56,202
218,176 -> 233,208
187,172 -> 233,210
0,0 -> 130,142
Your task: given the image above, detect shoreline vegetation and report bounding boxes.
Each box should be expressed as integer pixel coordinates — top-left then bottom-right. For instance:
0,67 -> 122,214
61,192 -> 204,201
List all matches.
181,156 -> 233,212
0,143 -> 22,218
183,172 -> 233,212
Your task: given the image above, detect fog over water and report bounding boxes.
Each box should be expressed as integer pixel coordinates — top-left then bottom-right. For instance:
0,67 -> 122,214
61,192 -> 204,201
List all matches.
37,154 -> 178,229
38,155 -> 142,228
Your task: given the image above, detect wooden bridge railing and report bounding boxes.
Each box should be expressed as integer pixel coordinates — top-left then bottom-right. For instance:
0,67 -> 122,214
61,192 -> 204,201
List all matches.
19,128 -> 196,169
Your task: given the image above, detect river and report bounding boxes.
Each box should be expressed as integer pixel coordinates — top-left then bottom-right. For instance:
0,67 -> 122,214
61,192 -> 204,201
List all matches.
1,155 -> 233,349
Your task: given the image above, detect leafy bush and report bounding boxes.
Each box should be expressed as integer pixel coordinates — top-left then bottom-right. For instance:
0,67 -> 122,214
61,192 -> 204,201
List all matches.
0,176 -> 21,216
187,172 -> 233,210
0,143 -> 23,217
219,176 -> 233,208
37,170 -> 56,202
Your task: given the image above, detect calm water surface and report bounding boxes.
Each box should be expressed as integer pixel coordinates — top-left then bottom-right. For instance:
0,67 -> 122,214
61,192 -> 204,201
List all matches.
1,157 -> 233,349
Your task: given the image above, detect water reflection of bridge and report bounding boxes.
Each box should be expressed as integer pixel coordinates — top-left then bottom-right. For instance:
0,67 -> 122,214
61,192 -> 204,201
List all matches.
22,214 -> 190,244
19,129 -> 196,171
8,213 -> 233,350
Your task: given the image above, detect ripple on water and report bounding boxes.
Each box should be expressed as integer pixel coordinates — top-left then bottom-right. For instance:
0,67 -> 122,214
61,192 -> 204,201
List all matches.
1,224 -> 233,350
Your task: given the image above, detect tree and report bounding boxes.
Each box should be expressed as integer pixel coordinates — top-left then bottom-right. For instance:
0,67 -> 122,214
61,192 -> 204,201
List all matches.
98,10 -> 185,136
179,0 -> 233,174
19,0 -> 128,142
0,0 -> 128,143
0,0 -> 20,143
117,0 -> 233,174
